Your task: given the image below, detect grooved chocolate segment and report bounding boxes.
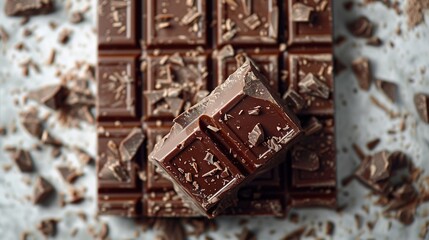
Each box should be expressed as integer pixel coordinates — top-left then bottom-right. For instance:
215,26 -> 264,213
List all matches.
286,0 -> 333,45
5,0 -> 54,16
150,61 -> 303,218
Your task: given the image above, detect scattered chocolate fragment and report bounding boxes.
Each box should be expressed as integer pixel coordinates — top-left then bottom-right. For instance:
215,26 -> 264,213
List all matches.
351,57 -> 372,91
376,80 -> 398,102
0,25 -> 9,43
20,109 -> 43,139
366,138 -> 380,150
347,16 -> 374,38
366,37 -> 383,46
27,84 -> 68,110
5,0 -> 54,17
58,29 -> 71,44
37,218 -> 57,237
248,123 -> 264,148
153,219 -> 186,240
414,93 -> 429,123
57,166 -> 81,183
298,73 -> 330,99
33,176 -> 55,204
41,130 -> 62,146
325,221 -> 335,236
236,227 -> 256,240
281,227 -> 306,240
11,149 -> 34,172
69,11 -> 84,24
283,90 -> 305,112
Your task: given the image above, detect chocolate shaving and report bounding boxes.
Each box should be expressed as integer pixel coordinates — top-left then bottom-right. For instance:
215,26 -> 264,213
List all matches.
292,3 -> 314,22
414,93 -> 429,123
119,128 -> 145,162
351,57 -> 371,91
298,73 -> 330,99
34,176 -> 55,205
248,123 -> 264,147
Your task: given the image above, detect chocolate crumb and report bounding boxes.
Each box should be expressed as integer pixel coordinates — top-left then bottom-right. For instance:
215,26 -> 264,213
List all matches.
366,138 -> 381,150
58,29 -> 71,44
37,218 -> 58,237
69,11 -> 84,24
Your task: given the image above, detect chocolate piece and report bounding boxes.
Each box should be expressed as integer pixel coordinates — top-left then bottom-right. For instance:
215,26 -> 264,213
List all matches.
376,80 -> 398,102
119,128 -> 145,162
347,16 -> 374,38
12,149 -> 34,172
37,219 -> 57,237
34,176 -> 55,204
5,0 -> 54,17
414,93 -> 429,123
57,166 -> 81,183
20,109 -> 43,139
27,84 -> 68,110
150,61 -> 303,218
351,57 -> 371,91
366,138 -> 381,150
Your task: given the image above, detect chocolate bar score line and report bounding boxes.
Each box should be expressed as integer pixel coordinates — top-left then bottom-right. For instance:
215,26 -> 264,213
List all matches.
149,60 -> 304,218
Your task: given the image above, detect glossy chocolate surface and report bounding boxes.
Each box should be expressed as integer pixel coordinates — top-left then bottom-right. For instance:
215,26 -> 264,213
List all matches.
97,0 -> 336,217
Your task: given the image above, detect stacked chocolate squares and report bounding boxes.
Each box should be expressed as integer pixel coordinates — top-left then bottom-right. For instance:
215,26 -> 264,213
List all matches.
97,0 -> 336,218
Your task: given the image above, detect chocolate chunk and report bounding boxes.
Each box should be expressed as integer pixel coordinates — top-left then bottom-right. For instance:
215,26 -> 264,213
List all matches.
282,227 -> 306,240
283,90 -> 305,112
5,0 -> 54,17
11,149 -> 34,172
119,128 -> 144,162
99,159 -> 130,182
150,60 -> 303,218
366,138 -> 381,150
27,84 -> 68,110
291,146 -> 320,171
302,117 -> 323,136
33,176 -> 55,204
20,109 -> 43,139
37,218 -> 57,237
69,11 -> 84,24
41,130 -> 62,146
351,57 -> 372,90
366,37 -> 383,46
414,93 -> 429,123
298,73 -> 330,99
248,123 -> 264,148
347,16 -> 374,38
325,221 -> 335,236
292,3 -> 314,22
58,29 -> 71,44
57,166 -> 81,183
236,227 -> 256,240
376,80 -> 398,102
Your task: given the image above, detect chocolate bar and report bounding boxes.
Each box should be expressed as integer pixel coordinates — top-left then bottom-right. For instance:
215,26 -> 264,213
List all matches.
97,0 -> 336,217
149,60 -> 303,218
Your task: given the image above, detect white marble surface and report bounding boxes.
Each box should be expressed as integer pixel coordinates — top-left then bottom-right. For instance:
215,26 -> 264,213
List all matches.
0,0 -> 428,239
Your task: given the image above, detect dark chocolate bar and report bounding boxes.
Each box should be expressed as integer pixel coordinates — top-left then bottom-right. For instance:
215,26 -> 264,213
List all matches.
97,0 -> 336,217
149,60 -> 303,218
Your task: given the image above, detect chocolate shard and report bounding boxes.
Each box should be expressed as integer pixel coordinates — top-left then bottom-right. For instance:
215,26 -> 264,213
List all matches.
369,151 -> 391,182
291,3 -> 314,22
57,166 -> 81,183
376,80 -> 398,102
150,60 -> 303,218
414,93 -> 429,123
291,146 -> 320,171
298,73 -> 330,99
248,123 -> 264,148
34,176 -> 55,205
99,158 -> 130,182
236,227 -> 256,240
41,130 -> 62,146
20,109 -> 43,139
302,117 -> 323,136
27,84 -> 68,110
351,57 -> 371,91
119,128 -> 145,162
37,218 -> 58,237
283,89 -> 305,112
11,149 -> 34,172
347,16 -> 374,38
5,0 -> 54,17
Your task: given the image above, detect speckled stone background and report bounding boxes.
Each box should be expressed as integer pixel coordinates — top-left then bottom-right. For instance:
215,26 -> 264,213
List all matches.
0,0 -> 428,239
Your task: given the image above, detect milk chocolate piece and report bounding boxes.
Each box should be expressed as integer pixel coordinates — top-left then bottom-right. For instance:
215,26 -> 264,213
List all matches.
414,93 -> 429,123
150,61 -> 303,218
57,166 -> 81,183
37,219 -> 57,237
376,80 -> 398,102
20,109 -> 43,139
5,0 -> 54,17
12,149 -> 34,173
347,16 -> 374,38
34,176 -> 55,204
27,85 -> 68,110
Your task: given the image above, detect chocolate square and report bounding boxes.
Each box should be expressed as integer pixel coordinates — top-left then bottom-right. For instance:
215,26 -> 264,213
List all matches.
216,0 -> 279,46
144,0 -> 207,46
97,53 -> 140,119
285,52 -> 334,115
143,53 -> 209,120
98,0 -> 138,47
286,0 -> 333,45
